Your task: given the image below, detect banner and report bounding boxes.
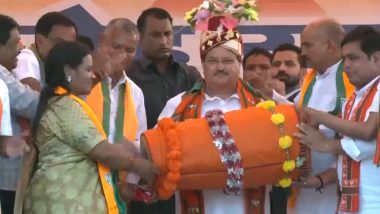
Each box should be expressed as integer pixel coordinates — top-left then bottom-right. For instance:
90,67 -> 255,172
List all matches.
1,0 -> 379,69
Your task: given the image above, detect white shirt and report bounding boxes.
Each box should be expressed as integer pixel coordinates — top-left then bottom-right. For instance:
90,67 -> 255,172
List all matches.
160,92 -> 261,214
286,88 -> 301,101
0,78 -> 12,136
13,48 -> 41,83
309,62 -> 341,171
272,89 -> 293,104
159,92 -> 242,119
107,73 -> 147,146
337,76 -> 380,214
285,61 -> 342,214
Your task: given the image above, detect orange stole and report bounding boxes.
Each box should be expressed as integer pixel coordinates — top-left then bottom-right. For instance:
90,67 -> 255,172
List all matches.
340,78 -> 379,212
173,80 -> 261,120
299,69 -> 354,108
142,105 -> 301,190
289,68 -> 354,208
87,80 -> 139,202
298,69 -> 315,107
86,81 -> 138,142
168,80 -> 266,214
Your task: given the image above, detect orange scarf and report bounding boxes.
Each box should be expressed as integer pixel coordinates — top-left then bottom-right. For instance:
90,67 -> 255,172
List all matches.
86,79 -> 138,212
87,80 -> 138,142
55,87 -> 119,214
298,67 -> 354,113
289,65 -> 354,209
173,79 -> 261,121
340,78 -> 379,212
173,79 -> 266,214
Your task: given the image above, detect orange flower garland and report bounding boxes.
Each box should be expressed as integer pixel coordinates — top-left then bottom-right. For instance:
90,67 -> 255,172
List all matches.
156,118 -> 182,200
256,100 -> 294,188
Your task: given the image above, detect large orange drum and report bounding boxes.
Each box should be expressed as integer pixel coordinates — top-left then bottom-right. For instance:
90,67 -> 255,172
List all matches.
141,105 -> 306,190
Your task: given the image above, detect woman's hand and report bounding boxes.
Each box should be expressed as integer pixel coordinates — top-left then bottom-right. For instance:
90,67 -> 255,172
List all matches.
118,138 -> 140,157
130,158 -> 160,188
90,140 -> 160,187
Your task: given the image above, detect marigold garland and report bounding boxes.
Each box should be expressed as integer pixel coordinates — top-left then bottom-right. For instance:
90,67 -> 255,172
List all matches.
256,100 -> 275,110
156,118 -> 182,200
257,100 -> 295,188
271,113 -> 285,125
279,135 -> 293,150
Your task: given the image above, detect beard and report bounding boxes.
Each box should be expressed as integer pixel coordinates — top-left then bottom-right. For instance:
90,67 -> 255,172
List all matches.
284,75 -> 300,88
275,70 -> 300,89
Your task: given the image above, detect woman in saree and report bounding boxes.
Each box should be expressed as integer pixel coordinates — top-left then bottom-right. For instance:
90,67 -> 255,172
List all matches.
23,41 -> 159,214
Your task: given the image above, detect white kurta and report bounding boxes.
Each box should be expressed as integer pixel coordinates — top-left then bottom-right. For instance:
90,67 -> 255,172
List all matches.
13,48 -> 41,83
106,72 -> 147,146
337,77 -> 380,214
288,61 -> 342,214
159,92 -> 271,214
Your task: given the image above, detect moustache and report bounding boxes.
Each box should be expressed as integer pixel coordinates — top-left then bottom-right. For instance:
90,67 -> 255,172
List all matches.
214,70 -> 229,76
275,70 -> 289,79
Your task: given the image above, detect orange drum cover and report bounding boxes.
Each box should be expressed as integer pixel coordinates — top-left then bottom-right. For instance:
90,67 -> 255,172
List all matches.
141,105 -> 302,190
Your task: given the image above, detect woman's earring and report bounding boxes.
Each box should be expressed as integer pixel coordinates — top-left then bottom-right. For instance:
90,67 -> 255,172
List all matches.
66,76 -> 72,83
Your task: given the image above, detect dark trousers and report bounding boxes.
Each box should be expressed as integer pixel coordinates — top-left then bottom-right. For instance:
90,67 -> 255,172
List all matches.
129,195 -> 175,214
269,186 -> 291,214
0,190 -> 16,214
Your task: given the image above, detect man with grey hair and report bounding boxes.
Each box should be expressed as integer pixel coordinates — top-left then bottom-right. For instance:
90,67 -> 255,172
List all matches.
249,18 -> 353,214
87,18 -> 147,211
127,8 -> 201,214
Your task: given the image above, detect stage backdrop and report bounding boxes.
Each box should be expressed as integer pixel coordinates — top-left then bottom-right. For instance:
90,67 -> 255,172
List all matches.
1,0 -> 379,70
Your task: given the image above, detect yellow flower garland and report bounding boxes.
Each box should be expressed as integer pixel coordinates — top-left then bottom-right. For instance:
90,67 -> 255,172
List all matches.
279,136 -> 292,149
270,113 -> 285,125
257,100 -> 294,188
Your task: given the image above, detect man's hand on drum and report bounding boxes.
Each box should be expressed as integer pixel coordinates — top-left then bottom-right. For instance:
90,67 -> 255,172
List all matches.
292,175 -> 323,188
296,107 -> 321,128
294,123 -> 330,153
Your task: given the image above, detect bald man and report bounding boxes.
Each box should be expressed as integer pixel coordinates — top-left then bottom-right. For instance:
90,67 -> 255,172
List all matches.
88,17 -> 147,145
287,18 -> 354,214
86,19 -> 148,211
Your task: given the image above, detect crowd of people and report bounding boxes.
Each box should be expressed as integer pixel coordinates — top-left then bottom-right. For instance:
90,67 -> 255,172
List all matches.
0,3 -> 380,214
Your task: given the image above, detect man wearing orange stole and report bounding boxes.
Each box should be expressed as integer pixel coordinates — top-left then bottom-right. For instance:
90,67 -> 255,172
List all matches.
154,1 -> 295,213
86,18 -> 148,209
